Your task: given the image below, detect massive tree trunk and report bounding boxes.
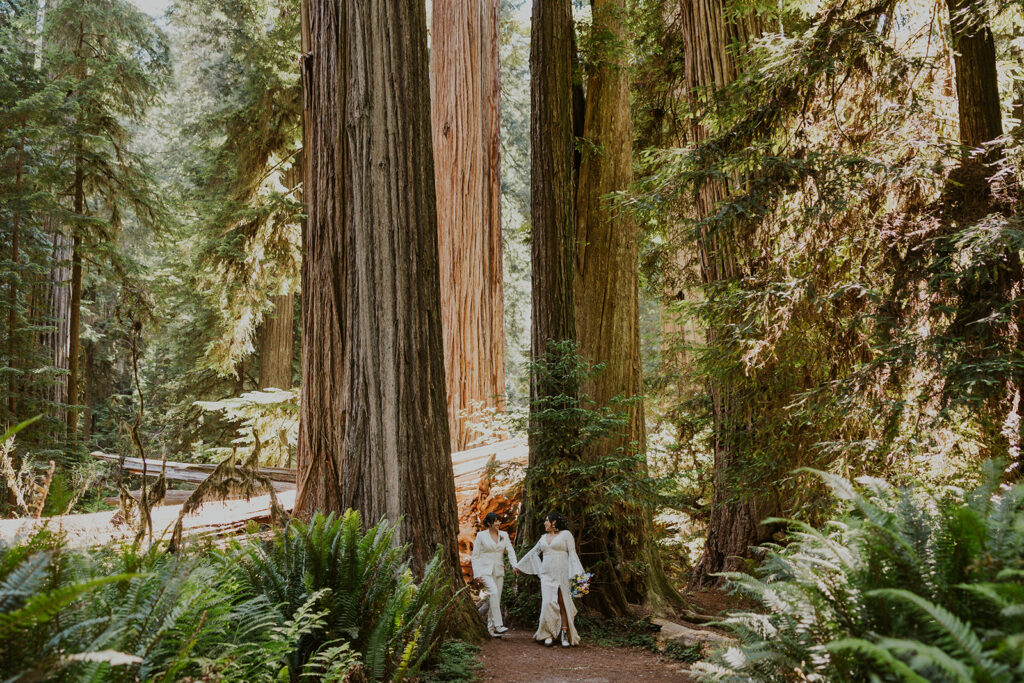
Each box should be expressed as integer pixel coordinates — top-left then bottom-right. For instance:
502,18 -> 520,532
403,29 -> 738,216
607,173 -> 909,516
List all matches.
258,293 -> 294,390
942,0 -> 1020,477
521,0 -> 578,540
680,0 -> 774,590
259,160 -> 301,392
295,0 -> 461,579
573,0 -> 683,613
946,0 -> 1001,149
430,0 -> 507,452
942,0 -> 1002,213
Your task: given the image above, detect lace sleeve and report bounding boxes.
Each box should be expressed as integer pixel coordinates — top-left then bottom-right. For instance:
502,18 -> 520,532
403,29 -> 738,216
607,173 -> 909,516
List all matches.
566,531 -> 585,578
515,537 -> 544,575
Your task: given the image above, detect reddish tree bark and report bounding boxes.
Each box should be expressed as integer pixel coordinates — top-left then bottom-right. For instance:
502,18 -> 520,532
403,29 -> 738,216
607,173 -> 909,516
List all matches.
295,0 -> 461,578
258,293 -> 294,390
573,0 -> 684,613
430,0 -> 507,452
946,0 -> 1002,148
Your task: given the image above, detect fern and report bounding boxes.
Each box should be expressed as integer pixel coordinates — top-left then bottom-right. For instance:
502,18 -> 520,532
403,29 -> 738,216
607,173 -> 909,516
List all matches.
226,510 -> 454,681
824,638 -> 931,683
0,510 -> 454,682
695,470 -> 1024,682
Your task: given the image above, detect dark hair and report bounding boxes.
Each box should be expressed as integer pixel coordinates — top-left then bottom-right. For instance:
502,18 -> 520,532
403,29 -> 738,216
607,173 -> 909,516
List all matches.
483,512 -> 500,528
546,512 -> 569,531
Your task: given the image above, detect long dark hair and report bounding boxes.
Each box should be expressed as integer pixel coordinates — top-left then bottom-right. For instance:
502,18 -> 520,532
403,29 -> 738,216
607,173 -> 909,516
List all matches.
546,512 -> 569,531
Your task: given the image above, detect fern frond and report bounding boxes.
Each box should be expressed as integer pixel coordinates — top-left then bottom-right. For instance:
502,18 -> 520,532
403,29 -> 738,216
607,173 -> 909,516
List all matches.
0,572 -> 139,638
825,638 -> 930,683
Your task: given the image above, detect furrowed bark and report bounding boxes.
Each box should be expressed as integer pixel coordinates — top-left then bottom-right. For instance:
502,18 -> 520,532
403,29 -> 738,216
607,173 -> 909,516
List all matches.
574,0 -> 685,613
521,0 -> 578,541
258,293 -> 294,390
679,0 -> 775,590
430,0 -> 507,452
296,0 -> 465,586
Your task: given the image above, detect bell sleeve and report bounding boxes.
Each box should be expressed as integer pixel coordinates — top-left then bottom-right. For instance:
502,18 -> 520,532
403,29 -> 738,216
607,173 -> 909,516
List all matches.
566,531 -> 585,578
515,537 -> 544,575
503,532 -> 519,569
470,532 -> 484,578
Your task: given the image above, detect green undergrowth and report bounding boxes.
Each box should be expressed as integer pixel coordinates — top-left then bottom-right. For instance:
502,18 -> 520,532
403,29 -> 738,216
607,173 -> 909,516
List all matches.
664,640 -> 704,663
575,615 -> 703,662
419,640 -> 482,682
694,465 -> 1024,682
0,510 -> 456,682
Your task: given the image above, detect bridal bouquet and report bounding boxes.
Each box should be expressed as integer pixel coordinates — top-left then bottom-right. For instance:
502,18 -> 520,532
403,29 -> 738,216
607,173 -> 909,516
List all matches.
569,572 -> 592,598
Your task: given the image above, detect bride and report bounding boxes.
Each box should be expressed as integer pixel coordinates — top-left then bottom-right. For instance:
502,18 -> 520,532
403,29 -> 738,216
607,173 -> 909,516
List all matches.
515,512 -> 585,647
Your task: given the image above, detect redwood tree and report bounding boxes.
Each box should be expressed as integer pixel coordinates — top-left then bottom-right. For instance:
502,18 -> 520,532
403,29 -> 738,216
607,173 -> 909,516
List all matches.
676,0 -> 773,589
521,0 -> 578,540
257,293 -> 294,390
946,0 -> 1001,149
430,0 -> 507,452
295,0 -> 461,577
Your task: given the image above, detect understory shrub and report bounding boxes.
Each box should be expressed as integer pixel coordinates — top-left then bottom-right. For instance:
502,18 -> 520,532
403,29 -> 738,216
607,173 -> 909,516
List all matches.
0,510 -> 454,682
225,510 -> 454,681
419,640 -> 482,682
695,465 -> 1024,682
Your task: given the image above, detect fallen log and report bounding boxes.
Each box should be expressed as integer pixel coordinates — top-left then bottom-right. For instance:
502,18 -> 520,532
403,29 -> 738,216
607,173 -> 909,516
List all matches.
92,452 -> 296,483
0,490 -> 297,548
6,441 -> 527,550
100,481 -> 294,507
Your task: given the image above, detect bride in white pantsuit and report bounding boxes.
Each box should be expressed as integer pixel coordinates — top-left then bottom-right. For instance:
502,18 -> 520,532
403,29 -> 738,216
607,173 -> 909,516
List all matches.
471,512 -> 518,637
515,512 -> 585,647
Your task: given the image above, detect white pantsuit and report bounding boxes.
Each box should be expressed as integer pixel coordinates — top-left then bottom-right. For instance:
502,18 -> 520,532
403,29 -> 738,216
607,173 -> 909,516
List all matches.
471,529 -> 518,632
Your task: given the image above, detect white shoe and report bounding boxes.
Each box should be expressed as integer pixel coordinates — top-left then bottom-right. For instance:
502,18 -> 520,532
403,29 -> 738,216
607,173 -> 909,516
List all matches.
544,637 -> 553,646
495,626 -> 509,634
560,629 -> 570,647
489,628 -> 501,638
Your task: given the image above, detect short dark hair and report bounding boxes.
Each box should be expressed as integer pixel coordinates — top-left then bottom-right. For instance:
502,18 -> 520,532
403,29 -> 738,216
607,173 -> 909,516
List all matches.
546,512 -> 569,531
483,512 -> 500,527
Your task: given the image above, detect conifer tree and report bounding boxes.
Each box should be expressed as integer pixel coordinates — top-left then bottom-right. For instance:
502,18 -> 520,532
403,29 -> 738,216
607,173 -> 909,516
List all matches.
42,0 -> 169,440
295,0 -> 463,586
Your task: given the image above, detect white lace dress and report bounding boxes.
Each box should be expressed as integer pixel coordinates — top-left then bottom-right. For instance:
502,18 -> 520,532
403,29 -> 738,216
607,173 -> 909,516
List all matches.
515,530 -> 586,645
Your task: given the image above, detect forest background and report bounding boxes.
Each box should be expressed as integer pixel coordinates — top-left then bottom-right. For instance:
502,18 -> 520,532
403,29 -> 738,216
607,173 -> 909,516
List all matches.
2,0 -> 1024,676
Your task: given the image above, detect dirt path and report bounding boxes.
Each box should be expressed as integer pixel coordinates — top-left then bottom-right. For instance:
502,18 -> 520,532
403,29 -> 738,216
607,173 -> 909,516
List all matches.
477,627 -> 694,682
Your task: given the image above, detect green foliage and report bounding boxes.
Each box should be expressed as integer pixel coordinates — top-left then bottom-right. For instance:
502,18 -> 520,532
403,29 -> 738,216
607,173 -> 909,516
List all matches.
0,0 -> 168,471
694,467 -> 1024,682
225,510 -> 454,681
0,511 -> 457,682
194,387 -> 299,466
420,640 -> 482,683
505,567 -> 541,626
664,640 -> 703,663
516,340 -> 667,583
498,0 -> 532,407
576,614 -> 661,650
166,0 -> 302,378
631,0 -> 1024,538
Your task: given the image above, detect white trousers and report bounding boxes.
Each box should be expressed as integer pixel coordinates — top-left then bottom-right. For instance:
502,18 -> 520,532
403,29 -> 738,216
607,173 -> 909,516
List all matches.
477,573 -> 505,630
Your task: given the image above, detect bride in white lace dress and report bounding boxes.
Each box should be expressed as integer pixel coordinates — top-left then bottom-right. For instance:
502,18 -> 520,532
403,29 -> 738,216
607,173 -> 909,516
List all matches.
515,512 -> 585,647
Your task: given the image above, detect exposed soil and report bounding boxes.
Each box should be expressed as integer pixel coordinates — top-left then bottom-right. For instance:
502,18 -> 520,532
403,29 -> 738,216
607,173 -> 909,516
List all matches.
477,627 -> 694,682
685,589 -> 742,616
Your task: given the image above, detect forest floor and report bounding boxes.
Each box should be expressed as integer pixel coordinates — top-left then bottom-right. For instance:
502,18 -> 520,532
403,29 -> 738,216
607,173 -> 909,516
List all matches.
476,627 -> 694,682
